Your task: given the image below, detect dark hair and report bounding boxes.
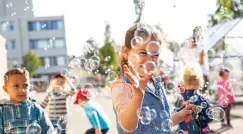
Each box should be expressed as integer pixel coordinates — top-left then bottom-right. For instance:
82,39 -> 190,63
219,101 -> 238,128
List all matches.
53,74 -> 67,79
119,23 -> 163,77
219,68 -> 230,77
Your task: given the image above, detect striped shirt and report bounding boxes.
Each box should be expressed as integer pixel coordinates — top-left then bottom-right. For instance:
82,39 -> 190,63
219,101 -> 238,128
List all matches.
40,91 -> 73,120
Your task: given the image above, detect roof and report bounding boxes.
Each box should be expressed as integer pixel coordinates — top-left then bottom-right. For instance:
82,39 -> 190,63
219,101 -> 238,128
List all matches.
202,18 -> 242,51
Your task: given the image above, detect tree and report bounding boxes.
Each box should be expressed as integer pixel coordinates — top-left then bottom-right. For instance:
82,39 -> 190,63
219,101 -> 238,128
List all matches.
98,23 -> 119,75
83,37 -> 99,59
22,51 -> 40,77
209,0 -> 243,26
133,0 -> 145,23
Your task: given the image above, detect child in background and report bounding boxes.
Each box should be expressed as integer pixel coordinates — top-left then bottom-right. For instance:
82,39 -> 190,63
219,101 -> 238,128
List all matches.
111,23 -> 198,134
40,74 -> 75,134
74,89 -> 110,134
217,68 -> 235,128
0,68 -> 55,134
176,66 -> 212,134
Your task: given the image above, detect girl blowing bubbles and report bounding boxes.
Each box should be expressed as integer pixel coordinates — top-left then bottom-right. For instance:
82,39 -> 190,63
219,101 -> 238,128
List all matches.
111,23 -> 198,134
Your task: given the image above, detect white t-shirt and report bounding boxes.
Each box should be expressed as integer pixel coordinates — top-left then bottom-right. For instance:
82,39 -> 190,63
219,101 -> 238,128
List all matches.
179,43 -> 209,75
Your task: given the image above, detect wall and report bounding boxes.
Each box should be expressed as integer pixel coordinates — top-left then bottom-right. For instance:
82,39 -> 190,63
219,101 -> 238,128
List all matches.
0,35 -> 8,98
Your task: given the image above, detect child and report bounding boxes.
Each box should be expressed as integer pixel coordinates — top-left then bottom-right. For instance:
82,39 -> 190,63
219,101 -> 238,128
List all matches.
40,74 -> 75,134
111,23 -> 198,134
176,66 -> 212,134
216,68 -> 235,128
74,89 -> 110,134
0,68 -> 55,134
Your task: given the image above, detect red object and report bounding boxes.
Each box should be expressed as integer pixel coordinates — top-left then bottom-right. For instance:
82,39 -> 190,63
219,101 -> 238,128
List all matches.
74,89 -> 89,104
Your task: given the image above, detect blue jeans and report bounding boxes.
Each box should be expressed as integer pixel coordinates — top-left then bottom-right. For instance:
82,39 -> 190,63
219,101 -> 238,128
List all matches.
51,120 -> 66,134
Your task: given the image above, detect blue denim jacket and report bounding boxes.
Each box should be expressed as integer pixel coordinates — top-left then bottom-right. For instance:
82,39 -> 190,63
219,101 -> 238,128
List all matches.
0,98 -> 55,134
115,76 -> 172,134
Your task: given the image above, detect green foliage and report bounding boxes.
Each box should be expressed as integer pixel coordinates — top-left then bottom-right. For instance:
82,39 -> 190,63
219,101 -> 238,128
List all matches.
209,0 -> 243,26
98,23 -> 119,75
22,51 -> 40,77
83,38 -> 99,59
133,0 -> 145,23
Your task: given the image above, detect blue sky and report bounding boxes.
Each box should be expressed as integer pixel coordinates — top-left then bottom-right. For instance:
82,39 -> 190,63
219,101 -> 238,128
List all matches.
33,0 -> 217,56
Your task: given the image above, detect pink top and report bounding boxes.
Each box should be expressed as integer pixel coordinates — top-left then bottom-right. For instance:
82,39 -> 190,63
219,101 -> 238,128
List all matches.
216,79 -> 235,105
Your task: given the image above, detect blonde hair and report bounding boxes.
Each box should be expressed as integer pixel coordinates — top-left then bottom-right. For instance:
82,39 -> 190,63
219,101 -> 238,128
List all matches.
183,65 -> 204,88
4,68 -> 29,85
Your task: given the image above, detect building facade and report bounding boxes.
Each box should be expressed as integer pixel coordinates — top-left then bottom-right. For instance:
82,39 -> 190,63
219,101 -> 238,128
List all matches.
0,34 -> 8,98
0,0 -> 68,78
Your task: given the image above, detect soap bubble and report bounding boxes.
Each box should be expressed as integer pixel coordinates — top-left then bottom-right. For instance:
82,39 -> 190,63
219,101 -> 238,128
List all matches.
200,102 -> 208,109
137,106 -> 150,119
172,94 -> 184,110
128,54 -> 140,67
26,122 -> 42,134
60,68 -> 69,77
89,59 -> 100,70
196,106 -> 203,114
134,26 -> 151,44
57,115 -> 67,130
145,61 -> 156,73
106,71 -> 118,82
131,36 -> 144,48
212,107 -> 225,121
140,115 -> 152,125
160,110 -> 169,118
150,109 -> 157,120
137,64 -> 147,76
69,58 -> 81,68
81,83 -> 94,98
178,130 -> 184,134
165,81 -> 177,94
161,119 -> 173,132
146,41 -> 160,55
189,95 -> 198,103
206,107 -> 213,115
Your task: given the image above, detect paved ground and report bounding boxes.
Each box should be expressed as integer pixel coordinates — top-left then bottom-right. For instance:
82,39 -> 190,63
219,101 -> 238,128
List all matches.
0,87 -> 241,134
32,89 -> 243,134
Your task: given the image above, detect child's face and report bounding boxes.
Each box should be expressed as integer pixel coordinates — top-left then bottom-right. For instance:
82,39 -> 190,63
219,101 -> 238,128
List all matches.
52,78 -> 66,87
128,39 -> 160,76
78,98 -> 87,107
222,73 -> 229,80
3,74 -> 29,103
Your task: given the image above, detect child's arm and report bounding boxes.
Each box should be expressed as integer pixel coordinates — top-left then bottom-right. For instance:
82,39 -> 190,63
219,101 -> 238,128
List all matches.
40,93 -> 49,109
111,65 -> 152,132
171,104 -> 197,126
35,104 -> 56,134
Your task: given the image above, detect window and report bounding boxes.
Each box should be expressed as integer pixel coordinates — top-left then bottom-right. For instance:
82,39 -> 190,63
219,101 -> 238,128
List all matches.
28,20 -> 64,31
57,56 -> 66,66
29,39 -> 49,49
50,57 -> 57,66
55,38 -> 65,48
0,21 -> 14,32
40,57 -> 45,66
6,40 -> 16,50
30,38 -> 65,49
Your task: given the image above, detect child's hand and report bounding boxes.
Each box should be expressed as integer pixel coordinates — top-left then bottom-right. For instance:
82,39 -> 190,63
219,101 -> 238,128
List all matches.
172,104 -> 197,125
123,64 -> 153,96
95,128 -> 102,134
